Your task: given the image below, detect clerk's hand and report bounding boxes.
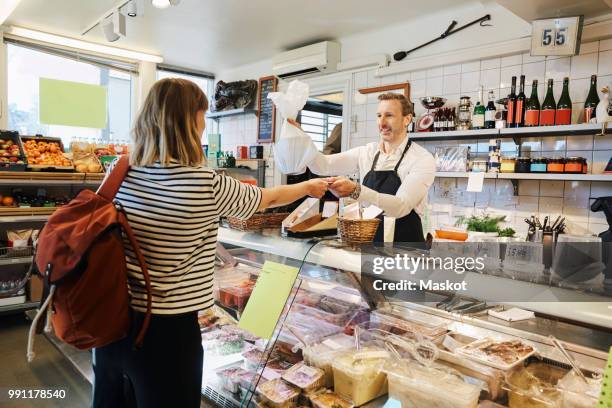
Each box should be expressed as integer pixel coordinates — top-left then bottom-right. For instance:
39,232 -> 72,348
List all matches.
287,118 -> 302,130
305,178 -> 329,198
329,177 -> 358,198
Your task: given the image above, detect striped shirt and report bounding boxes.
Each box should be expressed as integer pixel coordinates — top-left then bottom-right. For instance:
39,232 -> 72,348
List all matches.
109,160 -> 262,315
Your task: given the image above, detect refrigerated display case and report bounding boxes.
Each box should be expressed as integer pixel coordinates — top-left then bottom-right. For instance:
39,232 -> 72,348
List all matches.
198,227 -> 611,408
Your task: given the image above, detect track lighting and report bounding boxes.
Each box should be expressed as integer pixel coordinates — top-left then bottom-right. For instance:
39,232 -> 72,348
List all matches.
126,0 -> 137,17
151,0 -> 180,9
102,10 -> 125,42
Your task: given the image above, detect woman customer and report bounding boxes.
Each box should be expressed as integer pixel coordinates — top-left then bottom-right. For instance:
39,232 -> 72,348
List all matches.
92,78 -> 328,408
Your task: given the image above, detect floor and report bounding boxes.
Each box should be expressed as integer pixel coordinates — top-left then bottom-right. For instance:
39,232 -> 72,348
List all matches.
0,313 -> 214,408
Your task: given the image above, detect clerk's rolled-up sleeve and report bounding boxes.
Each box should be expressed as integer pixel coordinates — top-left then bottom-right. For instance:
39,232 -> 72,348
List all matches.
358,153 -> 436,218
306,146 -> 363,176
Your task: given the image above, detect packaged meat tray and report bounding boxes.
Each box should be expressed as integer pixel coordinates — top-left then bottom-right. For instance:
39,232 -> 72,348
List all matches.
242,348 -> 273,371
281,362 -> 324,392
284,312 -> 343,345
332,347 -> 390,406
214,332 -> 245,355
272,331 -> 303,364
215,366 -> 249,393
309,391 -> 354,408
218,279 -> 255,311
373,308 -> 449,339
385,361 -> 480,408
455,338 -> 536,370
290,298 -> 368,327
257,378 -> 300,408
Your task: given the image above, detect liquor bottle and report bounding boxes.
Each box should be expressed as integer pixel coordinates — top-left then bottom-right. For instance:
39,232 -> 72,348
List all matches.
449,108 -> 456,131
485,91 -> 496,129
433,109 -> 440,132
540,79 -> 556,126
514,75 -> 526,127
443,108 -> 450,131
584,74 -> 600,123
555,77 -> 572,125
525,79 -> 540,127
473,88 -> 486,129
506,76 -> 517,128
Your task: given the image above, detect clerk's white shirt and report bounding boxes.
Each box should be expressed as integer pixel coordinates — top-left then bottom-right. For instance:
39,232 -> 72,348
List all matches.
307,136 -> 436,219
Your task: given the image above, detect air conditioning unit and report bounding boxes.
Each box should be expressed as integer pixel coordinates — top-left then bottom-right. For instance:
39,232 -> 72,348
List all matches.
272,41 -> 341,79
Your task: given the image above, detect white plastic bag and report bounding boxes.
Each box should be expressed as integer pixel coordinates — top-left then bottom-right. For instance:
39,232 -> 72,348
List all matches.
269,80 -> 318,174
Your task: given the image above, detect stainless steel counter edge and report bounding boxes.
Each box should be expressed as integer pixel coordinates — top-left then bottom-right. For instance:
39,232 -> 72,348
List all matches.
217,227 -> 612,330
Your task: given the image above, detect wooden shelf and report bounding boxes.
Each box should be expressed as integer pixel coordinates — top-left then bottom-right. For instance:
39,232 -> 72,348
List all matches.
411,123 -> 609,142
435,171 -> 612,181
0,301 -> 38,314
0,171 -> 104,185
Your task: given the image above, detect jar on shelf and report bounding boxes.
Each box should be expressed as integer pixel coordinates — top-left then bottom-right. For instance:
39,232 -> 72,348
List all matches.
471,159 -> 488,172
530,158 -> 548,173
565,157 -> 585,174
547,157 -> 565,173
515,157 -> 531,173
499,157 -> 516,173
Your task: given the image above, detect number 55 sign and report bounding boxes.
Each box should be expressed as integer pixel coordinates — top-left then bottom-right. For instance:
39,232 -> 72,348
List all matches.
531,16 -> 584,56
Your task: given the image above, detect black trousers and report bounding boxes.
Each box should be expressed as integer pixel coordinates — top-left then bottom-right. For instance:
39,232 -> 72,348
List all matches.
92,311 -> 203,408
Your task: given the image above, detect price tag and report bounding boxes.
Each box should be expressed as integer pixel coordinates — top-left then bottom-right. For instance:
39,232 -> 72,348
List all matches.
466,172 -> 485,192
531,16 -> 583,56
322,338 -> 345,350
297,365 -> 320,378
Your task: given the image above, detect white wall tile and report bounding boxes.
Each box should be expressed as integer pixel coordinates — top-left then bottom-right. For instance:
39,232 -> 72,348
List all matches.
412,70 -> 428,80
444,64 -> 461,75
442,93 -> 461,107
354,71 -> 367,89
353,90 -> 367,106
481,57 -> 501,70
592,150 -> 612,174
352,104 -> 366,122
516,196 -> 539,215
568,78 -> 589,104
366,120 -> 378,138
500,66 -> 522,89
481,68 -> 501,90
600,38 -> 612,52
443,74 -> 461,95
427,76 -> 444,95
562,206 -> 589,224
564,180 -> 590,204
461,71 -> 480,93
545,57 -> 571,81
540,180 -> 564,197
410,78 -> 427,98
599,74 -> 612,92
427,66 -> 444,78
366,103 -> 378,121
367,69 -> 382,87
566,135 -> 594,150
587,222 -> 608,235
571,103 -> 583,125
521,137 -> 541,152
598,50 -> 612,76
594,135 -> 612,150
523,61 -> 546,84
571,52 -> 598,80
539,196 -> 563,214
591,181 -> 612,197
501,54 -> 522,67
579,41 -> 599,55
522,53 -> 545,64
519,180 -> 540,196
461,61 -> 481,73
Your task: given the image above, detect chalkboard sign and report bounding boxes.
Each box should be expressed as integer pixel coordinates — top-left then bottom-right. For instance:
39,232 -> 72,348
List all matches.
257,76 -> 278,143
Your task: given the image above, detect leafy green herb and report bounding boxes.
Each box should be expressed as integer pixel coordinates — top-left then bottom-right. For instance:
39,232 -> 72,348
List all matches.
497,227 -> 516,237
455,215 -> 506,233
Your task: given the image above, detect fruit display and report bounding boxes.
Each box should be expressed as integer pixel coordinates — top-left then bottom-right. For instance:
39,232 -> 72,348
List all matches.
0,131 -> 27,171
21,136 -> 73,170
71,152 -> 103,173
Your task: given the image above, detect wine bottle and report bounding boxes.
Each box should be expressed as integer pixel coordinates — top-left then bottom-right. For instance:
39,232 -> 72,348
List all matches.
584,74 -> 600,123
473,88 -> 486,129
433,109 -> 440,132
506,76 -> 517,128
540,79 -> 556,126
525,80 -> 540,127
485,91 -> 496,129
449,108 -> 456,131
555,77 -> 572,125
514,75 -> 526,127
441,108 -> 448,131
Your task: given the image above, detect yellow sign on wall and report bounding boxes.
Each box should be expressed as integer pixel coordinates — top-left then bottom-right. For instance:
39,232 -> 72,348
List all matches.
39,78 -> 107,128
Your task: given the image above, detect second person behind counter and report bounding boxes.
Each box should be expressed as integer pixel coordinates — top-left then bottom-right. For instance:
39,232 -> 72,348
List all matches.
285,93 -> 436,244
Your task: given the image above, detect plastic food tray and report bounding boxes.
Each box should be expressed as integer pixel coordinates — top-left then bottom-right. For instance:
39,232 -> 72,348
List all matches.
281,362 -> 325,392
455,338 -> 536,371
257,378 -> 300,408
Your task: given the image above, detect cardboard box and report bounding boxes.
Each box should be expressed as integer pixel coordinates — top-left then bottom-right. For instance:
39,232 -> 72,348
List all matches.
286,214 -> 338,238
28,274 -> 43,302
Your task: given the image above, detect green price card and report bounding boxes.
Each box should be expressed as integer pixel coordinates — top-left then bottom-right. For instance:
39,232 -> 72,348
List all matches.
600,346 -> 611,407
238,261 -> 299,339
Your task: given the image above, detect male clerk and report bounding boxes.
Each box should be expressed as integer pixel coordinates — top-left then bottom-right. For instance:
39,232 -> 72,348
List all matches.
287,93 -> 435,243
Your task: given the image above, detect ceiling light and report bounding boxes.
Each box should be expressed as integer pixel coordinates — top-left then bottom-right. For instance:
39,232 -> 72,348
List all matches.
126,0 -> 137,17
151,0 -> 170,8
102,17 -> 119,42
0,0 -> 22,25
7,26 -> 163,63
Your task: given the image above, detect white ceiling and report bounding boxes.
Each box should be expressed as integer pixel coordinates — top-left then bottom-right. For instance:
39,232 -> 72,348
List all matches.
7,0 -> 472,74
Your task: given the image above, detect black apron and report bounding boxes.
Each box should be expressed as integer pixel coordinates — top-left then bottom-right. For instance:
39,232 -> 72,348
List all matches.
362,140 -> 425,244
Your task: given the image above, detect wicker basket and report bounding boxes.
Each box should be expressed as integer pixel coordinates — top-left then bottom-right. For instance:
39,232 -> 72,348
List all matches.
226,213 -> 266,231
338,217 -> 380,244
263,212 -> 290,228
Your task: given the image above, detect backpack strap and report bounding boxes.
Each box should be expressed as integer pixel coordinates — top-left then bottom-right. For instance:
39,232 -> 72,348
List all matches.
97,156 -> 130,201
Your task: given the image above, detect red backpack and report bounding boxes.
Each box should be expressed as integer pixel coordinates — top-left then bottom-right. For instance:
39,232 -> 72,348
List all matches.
27,156 -> 152,361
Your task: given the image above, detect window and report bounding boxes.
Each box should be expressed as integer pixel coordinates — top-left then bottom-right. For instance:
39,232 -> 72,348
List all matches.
156,68 -> 214,102
299,110 -> 342,151
7,43 -> 134,147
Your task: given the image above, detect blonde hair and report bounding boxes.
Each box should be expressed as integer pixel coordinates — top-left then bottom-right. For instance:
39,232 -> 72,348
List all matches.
131,78 -> 208,167
378,92 -> 414,116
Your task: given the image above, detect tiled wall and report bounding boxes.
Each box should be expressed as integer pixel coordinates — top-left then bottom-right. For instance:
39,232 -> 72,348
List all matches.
349,40 -> 612,237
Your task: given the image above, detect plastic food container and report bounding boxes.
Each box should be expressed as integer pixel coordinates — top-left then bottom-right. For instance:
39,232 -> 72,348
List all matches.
309,391 -> 354,408
564,157 -> 585,174
505,362 -> 566,408
285,312 -> 343,345
455,338 -> 536,370
257,378 -> 300,408
218,279 -> 255,311
515,157 -> 531,173
281,362 -> 325,392
332,347 -> 390,406
471,159 -> 488,173
273,331 -> 303,364
242,348 -> 269,371
385,361 -> 480,408
557,370 -> 602,408
373,308 -> 449,340
215,333 -> 244,355
530,158 -> 548,173
303,333 -> 354,387
500,157 -> 516,173
547,157 -> 565,173
215,366 -> 250,393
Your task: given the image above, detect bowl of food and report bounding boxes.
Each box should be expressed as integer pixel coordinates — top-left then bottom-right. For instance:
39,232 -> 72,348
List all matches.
420,97 -> 447,110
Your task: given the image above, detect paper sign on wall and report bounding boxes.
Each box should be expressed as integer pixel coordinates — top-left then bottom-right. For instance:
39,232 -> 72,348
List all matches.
39,78 -> 107,128
466,172 -> 485,192
238,261 -> 300,339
